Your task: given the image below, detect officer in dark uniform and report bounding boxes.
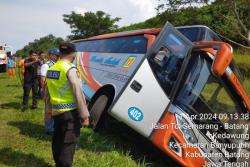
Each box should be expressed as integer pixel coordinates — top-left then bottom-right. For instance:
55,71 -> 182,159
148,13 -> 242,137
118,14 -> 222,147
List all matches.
46,43 -> 89,167
22,50 -> 40,110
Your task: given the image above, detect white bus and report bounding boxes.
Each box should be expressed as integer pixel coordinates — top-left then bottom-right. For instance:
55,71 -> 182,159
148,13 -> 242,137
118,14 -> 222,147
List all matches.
74,22 -> 250,167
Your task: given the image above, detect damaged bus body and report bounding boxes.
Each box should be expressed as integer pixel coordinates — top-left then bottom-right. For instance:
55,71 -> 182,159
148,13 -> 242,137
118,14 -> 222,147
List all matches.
73,22 -> 250,167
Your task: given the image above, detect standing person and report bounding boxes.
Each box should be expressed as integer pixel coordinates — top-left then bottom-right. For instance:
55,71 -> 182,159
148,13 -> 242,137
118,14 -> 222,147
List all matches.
18,58 -> 25,83
41,48 -> 60,135
7,55 -> 16,79
37,51 -> 46,98
22,50 -> 40,111
46,43 -> 89,167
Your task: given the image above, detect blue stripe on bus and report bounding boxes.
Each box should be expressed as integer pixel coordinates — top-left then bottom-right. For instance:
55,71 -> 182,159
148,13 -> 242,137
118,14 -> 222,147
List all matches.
82,83 -> 94,99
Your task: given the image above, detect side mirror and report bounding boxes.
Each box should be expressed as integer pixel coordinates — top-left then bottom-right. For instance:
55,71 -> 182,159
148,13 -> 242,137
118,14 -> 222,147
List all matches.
212,43 -> 232,77
194,41 -> 233,77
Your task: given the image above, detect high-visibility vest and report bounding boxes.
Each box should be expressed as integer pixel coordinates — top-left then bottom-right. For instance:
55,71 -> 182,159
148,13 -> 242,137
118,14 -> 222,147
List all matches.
19,59 -> 25,72
46,60 -> 76,112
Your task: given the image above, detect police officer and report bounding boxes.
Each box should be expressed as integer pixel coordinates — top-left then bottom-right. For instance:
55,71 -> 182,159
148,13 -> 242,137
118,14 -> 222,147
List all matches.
46,43 -> 90,167
40,48 -> 60,135
41,48 -> 60,91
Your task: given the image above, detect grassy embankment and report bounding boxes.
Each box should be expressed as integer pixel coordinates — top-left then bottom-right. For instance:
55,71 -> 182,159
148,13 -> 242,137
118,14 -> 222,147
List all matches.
0,73 -> 164,167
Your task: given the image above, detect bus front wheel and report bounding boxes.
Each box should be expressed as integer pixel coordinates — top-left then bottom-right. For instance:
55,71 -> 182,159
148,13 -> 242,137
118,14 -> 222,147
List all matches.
89,94 -> 109,131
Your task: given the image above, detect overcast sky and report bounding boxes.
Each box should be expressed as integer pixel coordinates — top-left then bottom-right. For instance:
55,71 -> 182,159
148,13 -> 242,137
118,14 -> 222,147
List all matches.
0,0 -> 158,52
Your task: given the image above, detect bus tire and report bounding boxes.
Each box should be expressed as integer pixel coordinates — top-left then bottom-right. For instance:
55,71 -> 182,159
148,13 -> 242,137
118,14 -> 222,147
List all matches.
88,85 -> 115,132
89,94 -> 109,131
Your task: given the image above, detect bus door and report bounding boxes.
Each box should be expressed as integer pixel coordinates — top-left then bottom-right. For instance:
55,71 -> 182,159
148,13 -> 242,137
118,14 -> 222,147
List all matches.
110,22 -> 193,138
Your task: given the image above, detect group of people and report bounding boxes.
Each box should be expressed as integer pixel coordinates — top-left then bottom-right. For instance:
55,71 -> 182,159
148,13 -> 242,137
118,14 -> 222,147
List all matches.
21,43 -> 90,167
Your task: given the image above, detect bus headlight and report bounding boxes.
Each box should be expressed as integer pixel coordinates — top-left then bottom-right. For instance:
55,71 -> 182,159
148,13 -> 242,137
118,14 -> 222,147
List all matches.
168,136 -> 182,157
175,114 -> 198,144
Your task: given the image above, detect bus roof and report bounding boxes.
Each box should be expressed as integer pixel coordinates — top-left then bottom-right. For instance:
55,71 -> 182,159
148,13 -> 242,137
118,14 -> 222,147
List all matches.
176,25 -> 211,29
73,28 -> 161,43
72,25 -> 217,43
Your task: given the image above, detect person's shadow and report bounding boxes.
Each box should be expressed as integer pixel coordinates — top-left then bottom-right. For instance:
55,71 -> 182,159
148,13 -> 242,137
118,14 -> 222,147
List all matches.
0,102 -> 21,110
0,147 -> 51,167
7,121 -> 51,142
6,84 -> 20,88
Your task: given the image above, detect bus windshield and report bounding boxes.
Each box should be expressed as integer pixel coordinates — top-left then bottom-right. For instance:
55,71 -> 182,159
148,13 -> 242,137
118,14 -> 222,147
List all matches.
176,51 -> 249,143
177,27 -> 202,42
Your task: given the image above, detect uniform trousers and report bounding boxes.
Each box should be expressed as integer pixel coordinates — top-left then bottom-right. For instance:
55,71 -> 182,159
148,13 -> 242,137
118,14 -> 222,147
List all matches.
52,109 -> 81,167
22,79 -> 39,107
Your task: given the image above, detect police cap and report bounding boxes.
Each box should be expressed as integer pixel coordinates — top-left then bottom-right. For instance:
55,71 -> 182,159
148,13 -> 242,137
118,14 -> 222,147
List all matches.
48,48 -> 60,56
59,42 -> 76,55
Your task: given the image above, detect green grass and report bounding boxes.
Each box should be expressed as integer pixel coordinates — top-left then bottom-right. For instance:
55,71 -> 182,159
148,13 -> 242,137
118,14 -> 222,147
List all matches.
1,57 -> 250,167
0,73 -> 164,167
234,53 -> 250,66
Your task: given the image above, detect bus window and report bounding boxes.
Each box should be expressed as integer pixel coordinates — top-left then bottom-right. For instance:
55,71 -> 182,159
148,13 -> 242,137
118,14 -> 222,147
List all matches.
177,27 -> 200,42
165,33 -> 187,58
75,35 -> 147,54
176,51 -> 248,143
230,60 -> 244,83
149,31 -> 190,96
153,47 -> 170,67
151,46 -> 183,95
206,30 -> 221,41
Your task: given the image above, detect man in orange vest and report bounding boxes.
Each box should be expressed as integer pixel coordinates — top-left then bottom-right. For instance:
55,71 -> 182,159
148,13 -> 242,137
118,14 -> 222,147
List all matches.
18,58 -> 25,83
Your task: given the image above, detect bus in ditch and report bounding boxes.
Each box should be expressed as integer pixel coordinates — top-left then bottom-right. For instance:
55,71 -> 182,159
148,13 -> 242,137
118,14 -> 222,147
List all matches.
73,22 -> 250,167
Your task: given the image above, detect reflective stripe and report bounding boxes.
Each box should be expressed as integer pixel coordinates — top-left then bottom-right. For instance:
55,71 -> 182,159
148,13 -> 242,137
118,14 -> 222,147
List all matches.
52,103 -> 77,110
46,61 -> 55,68
48,61 -> 55,68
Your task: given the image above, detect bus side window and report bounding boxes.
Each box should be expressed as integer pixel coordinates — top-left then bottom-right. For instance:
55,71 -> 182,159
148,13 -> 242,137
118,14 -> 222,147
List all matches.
206,30 -> 220,41
206,32 -> 213,41
151,46 -> 183,95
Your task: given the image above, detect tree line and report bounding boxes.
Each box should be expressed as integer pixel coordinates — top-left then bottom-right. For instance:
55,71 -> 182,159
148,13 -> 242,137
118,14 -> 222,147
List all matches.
120,0 -> 250,48
16,0 -> 250,57
16,35 -> 64,58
